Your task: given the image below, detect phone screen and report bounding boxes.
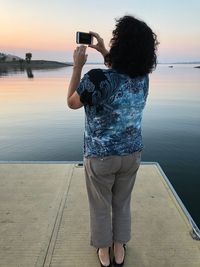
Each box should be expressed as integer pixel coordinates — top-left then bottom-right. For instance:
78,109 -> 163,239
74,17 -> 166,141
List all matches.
76,32 -> 92,45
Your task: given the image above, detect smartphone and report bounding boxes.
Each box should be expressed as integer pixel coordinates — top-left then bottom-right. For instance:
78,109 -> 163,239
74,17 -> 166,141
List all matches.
76,32 -> 92,45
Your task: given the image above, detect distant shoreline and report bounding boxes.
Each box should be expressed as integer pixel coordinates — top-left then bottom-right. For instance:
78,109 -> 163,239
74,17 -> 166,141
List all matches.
0,60 -> 73,70
1,61 -> 199,73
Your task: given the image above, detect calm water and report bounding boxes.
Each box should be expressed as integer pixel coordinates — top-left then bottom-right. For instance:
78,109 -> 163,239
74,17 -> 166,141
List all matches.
0,64 -> 200,227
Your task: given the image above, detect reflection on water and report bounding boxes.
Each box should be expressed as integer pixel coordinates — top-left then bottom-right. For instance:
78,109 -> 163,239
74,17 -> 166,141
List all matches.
0,68 -> 24,77
26,68 -> 34,78
0,64 -> 200,227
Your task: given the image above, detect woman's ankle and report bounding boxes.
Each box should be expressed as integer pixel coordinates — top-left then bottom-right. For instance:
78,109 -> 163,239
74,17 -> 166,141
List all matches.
113,242 -> 125,263
113,241 -> 123,248
98,247 -> 110,265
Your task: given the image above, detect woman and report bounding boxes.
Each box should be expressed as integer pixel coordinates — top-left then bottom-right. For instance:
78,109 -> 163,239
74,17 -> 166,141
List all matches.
67,15 -> 158,267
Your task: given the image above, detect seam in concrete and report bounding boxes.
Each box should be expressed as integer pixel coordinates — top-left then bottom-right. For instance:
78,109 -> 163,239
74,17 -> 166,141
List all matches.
35,165 -> 74,267
0,161 -> 83,164
0,161 -> 157,165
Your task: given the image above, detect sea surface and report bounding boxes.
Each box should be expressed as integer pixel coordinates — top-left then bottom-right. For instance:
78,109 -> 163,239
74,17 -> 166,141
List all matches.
0,64 -> 200,228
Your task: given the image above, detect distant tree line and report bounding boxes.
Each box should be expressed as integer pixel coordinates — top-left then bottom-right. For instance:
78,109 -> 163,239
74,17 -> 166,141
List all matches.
0,53 -> 7,62
25,53 -> 32,63
0,52 -> 32,63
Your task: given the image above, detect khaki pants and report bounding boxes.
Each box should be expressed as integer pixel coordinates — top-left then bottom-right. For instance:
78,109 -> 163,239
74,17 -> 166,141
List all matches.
84,151 -> 141,248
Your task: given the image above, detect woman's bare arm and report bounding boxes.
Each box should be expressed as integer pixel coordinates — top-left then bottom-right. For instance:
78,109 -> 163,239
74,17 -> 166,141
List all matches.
67,46 -> 87,109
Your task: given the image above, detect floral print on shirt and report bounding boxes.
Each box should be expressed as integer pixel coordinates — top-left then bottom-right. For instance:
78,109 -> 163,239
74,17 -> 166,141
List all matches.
76,68 -> 149,157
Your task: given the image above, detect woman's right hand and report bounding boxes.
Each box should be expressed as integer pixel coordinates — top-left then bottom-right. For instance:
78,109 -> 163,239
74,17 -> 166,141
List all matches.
89,31 -> 109,57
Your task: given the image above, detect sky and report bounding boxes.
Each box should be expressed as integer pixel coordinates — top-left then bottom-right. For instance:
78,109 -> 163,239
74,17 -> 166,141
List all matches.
1,0 -> 200,63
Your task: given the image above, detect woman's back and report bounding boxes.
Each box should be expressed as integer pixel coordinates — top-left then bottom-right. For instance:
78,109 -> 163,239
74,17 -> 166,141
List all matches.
77,68 -> 149,157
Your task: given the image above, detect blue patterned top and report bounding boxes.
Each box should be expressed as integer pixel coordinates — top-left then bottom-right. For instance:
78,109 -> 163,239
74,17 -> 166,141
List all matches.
76,68 -> 149,158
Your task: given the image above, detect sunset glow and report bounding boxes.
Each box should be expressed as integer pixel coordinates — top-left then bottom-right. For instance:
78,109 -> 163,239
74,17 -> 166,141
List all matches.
1,0 -> 200,63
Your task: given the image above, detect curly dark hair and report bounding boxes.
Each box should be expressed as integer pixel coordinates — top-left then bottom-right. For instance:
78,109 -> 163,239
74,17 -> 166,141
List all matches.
105,15 -> 159,78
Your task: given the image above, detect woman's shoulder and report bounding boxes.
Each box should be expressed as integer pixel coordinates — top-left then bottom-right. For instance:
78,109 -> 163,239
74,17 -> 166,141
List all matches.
86,68 -> 117,76
86,68 -> 106,80
85,68 -> 117,85
85,68 -> 148,86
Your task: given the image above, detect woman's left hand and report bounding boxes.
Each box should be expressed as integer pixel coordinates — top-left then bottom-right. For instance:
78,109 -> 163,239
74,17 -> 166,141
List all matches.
73,45 -> 88,69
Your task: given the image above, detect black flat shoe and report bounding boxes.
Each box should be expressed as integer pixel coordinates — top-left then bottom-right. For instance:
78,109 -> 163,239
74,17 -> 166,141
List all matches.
97,247 -> 112,267
113,243 -> 126,267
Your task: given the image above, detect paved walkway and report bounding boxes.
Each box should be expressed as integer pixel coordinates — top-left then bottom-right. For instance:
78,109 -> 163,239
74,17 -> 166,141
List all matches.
0,163 -> 200,267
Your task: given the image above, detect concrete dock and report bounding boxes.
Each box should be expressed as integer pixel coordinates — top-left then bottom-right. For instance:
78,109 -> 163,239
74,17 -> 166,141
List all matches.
0,163 -> 200,267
